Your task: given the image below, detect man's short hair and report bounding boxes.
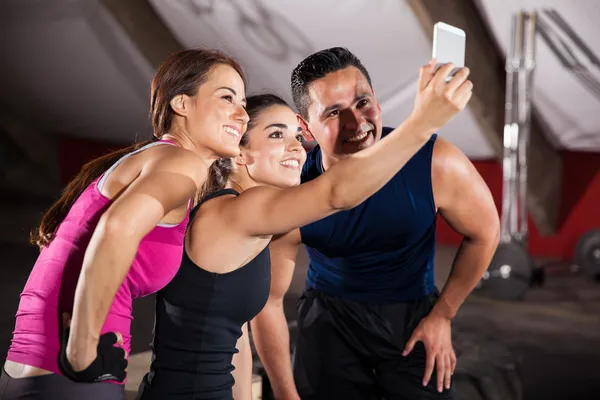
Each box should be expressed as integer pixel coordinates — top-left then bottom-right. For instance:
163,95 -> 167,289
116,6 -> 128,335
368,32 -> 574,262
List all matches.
291,47 -> 372,120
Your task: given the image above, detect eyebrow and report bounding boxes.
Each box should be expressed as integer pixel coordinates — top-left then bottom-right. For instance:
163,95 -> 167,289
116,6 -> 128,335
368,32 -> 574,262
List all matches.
218,86 -> 246,104
218,86 -> 236,95
320,92 -> 371,117
264,123 -> 303,132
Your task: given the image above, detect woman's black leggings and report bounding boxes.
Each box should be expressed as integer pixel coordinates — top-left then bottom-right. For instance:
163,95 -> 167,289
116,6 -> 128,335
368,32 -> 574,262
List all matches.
0,366 -> 125,400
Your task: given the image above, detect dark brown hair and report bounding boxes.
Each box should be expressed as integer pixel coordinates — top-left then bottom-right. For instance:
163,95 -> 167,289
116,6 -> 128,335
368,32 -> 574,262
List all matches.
31,48 -> 246,249
201,93 -> 290,197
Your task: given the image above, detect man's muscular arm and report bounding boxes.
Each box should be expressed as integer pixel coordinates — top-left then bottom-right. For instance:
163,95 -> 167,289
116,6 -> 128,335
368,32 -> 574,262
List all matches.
431,137 -> 499,319
251,229 -> 302,400
403,137 -> 500,392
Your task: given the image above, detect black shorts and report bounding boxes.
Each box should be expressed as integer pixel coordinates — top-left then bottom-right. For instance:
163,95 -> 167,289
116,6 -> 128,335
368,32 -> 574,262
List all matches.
0,366 -> 125,400
292,288 -> 454,400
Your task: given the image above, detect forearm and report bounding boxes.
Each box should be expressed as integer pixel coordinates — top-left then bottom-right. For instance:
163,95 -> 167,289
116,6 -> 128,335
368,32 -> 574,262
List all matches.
67,223 -> 139,368
431,233 -> 499,320
232,325 -> 253,400
251,302 -> 298,398
327,117 -> 436,209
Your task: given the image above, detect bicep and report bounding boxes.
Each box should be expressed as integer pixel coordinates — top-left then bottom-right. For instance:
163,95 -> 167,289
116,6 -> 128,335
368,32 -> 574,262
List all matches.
269,230 -> 301,302
434,140 -> 499,241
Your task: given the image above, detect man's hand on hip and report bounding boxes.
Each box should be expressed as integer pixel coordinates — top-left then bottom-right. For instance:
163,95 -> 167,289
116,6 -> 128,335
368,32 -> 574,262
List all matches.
402,313 -> 455,393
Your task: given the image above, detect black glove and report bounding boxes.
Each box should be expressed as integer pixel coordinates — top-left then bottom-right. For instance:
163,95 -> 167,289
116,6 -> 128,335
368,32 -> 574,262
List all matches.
59,328 -> 128,383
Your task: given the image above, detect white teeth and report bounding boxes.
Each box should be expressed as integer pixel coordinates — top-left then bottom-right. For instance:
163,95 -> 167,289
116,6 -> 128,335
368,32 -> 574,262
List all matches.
280,159 -> 299,168
224,126 -> 240,137
346,131 -> 369,143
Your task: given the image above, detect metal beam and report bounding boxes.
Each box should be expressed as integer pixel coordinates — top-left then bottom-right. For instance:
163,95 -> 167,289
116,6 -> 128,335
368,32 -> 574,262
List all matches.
407,0 -> 562,235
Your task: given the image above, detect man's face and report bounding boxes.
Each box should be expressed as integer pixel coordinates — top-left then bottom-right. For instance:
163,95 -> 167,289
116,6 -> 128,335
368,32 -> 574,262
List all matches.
305,66 -> 383,165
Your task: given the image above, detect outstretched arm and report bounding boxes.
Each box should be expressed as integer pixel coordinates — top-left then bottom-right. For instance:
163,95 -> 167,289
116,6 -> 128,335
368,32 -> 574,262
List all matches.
225,63 -> 473,237
67,150 -> 206,372
251,230 -> 301,400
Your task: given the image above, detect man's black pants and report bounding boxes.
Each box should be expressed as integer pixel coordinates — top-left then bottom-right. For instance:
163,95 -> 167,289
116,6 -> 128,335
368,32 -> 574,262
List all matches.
292,288 -> 454,400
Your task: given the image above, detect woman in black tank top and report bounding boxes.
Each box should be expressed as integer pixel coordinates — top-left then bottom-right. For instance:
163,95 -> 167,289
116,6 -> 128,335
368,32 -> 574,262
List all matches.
137,92 -> 441,399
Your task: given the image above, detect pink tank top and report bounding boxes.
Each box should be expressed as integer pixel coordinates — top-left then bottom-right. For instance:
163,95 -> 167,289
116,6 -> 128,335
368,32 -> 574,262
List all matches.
6,140 -> 190,382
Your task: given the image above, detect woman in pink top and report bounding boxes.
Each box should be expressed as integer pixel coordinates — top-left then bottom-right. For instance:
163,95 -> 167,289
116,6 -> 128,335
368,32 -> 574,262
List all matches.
0,48 -> 250,399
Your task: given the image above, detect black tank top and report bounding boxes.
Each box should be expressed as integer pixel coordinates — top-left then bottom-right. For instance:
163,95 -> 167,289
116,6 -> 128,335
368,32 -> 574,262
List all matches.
137,189 -> 271,400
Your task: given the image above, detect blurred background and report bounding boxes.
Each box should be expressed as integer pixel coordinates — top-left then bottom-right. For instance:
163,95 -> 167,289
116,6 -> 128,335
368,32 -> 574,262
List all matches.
1,1 -> 599,399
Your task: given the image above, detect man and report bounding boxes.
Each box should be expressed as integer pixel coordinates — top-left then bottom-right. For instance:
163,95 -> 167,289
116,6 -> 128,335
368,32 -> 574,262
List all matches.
251,47 -> 499,400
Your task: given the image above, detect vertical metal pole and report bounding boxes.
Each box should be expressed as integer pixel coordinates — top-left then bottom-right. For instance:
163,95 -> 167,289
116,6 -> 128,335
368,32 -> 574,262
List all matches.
511,12 -> 525,240
501,12 -> 523,243
501,14 -> 515,243
482,10 -> 538,296
514,11 -> 526,242
502,11 -> 537,244
516,12 -> 537,244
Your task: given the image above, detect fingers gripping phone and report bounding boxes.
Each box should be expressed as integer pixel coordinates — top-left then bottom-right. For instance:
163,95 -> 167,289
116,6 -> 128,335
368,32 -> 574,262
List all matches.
432,22 -> 466,82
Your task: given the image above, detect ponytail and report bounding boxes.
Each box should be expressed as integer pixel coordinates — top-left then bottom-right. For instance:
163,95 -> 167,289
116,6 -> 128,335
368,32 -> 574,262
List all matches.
200,158 -> 234,199
30,140 -> 153,249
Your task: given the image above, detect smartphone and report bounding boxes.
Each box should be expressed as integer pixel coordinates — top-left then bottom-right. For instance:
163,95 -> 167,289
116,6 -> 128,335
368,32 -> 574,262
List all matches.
432,22 -> 466,81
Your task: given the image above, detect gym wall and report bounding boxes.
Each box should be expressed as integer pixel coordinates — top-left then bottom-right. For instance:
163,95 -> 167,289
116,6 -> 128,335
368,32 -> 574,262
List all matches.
436,152 -> 600,261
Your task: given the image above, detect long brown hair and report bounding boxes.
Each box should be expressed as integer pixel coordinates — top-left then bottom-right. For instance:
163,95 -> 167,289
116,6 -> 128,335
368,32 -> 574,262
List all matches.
200,93 -> 290,198
31,48 -> 246,249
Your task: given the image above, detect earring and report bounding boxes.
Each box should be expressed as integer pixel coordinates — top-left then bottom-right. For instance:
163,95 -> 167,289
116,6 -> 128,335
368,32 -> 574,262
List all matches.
239,158 -> 244,163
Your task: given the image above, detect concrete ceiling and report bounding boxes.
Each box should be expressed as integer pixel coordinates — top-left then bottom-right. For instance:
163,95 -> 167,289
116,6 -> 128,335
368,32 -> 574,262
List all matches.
1,0 -> 598,159
149,0 -> 494,159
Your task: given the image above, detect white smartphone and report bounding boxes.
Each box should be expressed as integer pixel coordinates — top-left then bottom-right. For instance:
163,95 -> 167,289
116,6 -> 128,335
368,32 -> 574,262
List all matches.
432,22 -> 466,81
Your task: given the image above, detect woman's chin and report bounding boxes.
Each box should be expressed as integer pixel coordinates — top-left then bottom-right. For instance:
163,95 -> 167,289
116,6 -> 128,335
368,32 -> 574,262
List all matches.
259,177 -> 299,189
277,177 -> 301,188
215,144 -> 240,158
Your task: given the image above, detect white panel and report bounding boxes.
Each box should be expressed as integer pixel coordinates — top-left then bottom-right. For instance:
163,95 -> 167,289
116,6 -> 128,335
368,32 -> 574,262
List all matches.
478,0 -> 600,151
150,0 -> 496,158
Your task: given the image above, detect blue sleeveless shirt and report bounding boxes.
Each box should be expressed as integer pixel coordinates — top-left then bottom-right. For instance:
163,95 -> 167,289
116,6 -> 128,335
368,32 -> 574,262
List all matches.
300,128 -> 438,303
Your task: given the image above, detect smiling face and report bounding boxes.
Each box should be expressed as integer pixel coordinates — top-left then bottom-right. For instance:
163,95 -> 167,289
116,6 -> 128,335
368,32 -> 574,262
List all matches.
186,63 -> 249,158
305,66 -> 383,168
241,104 -> 307,188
